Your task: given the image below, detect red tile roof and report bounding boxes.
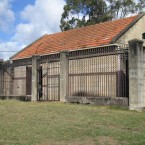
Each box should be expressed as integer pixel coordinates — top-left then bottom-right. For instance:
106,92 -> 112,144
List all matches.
11,15 -> 140,60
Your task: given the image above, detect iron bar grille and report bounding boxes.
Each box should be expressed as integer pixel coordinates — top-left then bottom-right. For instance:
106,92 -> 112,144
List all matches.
2,62 -> 13,95
39,54 -> 60,101
2,58 -> 32,96
1,44 -> 129,100
68,45 -> 129,98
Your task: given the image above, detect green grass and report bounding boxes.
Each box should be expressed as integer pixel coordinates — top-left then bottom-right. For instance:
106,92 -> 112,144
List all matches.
0,100 -> 145,145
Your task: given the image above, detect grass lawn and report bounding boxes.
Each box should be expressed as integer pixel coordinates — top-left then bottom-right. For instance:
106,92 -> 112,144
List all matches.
0,100 -> 145,145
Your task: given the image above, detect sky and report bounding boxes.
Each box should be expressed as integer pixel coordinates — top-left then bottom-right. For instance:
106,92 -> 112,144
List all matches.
0,0 -> 65,60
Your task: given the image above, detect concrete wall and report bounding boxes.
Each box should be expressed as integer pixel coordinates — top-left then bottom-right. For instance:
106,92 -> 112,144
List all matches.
0,62 -> 28,96
13,66 -> 26,95
116,15 -> 145,46
66,96 -> 128,107
143,47 -> 145,107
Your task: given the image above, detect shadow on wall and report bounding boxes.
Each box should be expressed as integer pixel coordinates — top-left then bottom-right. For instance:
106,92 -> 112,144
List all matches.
72,91 -> 107,97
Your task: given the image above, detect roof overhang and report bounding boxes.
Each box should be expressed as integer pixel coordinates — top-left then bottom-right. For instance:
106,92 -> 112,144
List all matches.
10,34 -> 48,60
11,43 -> 120,61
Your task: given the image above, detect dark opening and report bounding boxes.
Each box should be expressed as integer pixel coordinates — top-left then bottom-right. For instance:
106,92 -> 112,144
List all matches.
26,67 -> 32,95
142,33 -> 145,39
126,57 -> 129,98
38,66 -> 43,100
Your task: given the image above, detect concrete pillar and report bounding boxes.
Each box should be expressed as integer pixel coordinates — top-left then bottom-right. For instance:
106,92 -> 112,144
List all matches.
0,60 -> 4,95
31,55 -> 40,101
60,51 -> 69,102
128,39 -> 144,111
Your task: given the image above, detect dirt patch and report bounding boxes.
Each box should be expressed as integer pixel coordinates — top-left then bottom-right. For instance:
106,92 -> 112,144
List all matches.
97,136 -> 118,145
41,138 -> 96,145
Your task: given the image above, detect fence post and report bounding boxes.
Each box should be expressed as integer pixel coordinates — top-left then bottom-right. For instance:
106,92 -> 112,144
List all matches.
128,39 -> 144,111
31,55 -> 40,102
0,60 -> 4,95
60,51 -> 69,102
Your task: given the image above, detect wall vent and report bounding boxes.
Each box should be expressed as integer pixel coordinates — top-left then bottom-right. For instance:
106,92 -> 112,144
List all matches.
142,33 -> 145,39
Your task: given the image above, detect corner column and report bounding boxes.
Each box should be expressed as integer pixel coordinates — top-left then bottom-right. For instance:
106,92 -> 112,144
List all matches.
128,39 -> 144,111
60,51 -> 69,102
0,60 -> 4,95
32,55 -> 40,102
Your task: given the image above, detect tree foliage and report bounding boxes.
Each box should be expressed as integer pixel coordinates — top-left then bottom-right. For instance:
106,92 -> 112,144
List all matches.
107,0 -> 145,19
60,0 -> 145,31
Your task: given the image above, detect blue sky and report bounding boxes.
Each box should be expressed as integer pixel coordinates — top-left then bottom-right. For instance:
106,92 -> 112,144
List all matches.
0,0 -> 65,60
12,0 -> 35,13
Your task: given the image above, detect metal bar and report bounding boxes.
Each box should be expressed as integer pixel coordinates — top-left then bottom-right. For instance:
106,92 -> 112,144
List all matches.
46,60 -> 48,100
69,72 -> 117,76
14,77 -> 26,80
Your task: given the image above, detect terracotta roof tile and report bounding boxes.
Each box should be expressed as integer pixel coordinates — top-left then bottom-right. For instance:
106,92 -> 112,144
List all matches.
12,15 -> 138,60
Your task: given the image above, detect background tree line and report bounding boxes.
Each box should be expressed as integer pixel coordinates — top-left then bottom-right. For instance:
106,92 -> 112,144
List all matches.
60,0 -> 145,31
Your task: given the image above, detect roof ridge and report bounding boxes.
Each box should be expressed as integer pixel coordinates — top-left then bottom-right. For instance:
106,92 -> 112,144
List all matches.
47,14 -> 139,37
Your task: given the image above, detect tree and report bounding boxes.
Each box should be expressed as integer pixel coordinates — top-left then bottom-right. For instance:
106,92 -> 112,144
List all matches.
60,0 -> 112,31
107,0 -> 145,19
60,0 -> 145,31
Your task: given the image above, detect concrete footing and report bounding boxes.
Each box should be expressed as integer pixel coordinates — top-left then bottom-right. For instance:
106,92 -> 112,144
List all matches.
0,95 -> 31,101
66,96 -> 128,106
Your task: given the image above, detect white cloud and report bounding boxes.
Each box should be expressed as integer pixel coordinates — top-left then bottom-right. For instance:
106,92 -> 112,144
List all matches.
0,0 -> 15,32
0,0 -> 65,60
13,0 -> 65,44
0,41 -> 24,60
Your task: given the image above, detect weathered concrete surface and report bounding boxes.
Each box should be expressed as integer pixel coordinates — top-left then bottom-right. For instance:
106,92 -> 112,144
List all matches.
0,95 -> 31,101
60,51 -> 69,102
66,96 -> 128,106
13,66 -> 26,95
4,62 -> 14,95
31,55 -> 40,102
129,39 -> 145,111
117,14 -> 145,46
143,46 -> 145,107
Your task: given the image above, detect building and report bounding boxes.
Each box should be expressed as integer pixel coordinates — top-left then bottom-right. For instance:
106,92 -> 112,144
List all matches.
0,12 -> 145,111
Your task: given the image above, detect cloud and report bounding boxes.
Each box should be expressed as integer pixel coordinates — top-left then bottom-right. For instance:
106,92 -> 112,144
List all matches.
0,0 -> 15,32
0,41 -> 25,60
0,0 -> 65,60
13,0 -> 65,44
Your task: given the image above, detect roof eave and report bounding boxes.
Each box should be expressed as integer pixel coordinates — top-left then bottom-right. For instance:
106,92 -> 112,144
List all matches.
11,43 -> 120,61
10,34 -> 48,60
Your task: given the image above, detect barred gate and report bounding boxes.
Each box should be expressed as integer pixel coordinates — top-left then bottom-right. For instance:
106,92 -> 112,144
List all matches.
68,45 -> 129,98
38,54 -> 60,101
